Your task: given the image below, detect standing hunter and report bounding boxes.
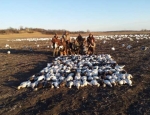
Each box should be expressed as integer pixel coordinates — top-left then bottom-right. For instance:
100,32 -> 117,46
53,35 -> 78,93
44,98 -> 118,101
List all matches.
87,33 -> 96,54
63,31 -> 71,55
63,31 -> 71,43
51,33 -> 60,56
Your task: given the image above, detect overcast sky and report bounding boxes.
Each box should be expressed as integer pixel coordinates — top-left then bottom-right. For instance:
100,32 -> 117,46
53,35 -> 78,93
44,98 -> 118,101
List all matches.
0,0 -> 150,31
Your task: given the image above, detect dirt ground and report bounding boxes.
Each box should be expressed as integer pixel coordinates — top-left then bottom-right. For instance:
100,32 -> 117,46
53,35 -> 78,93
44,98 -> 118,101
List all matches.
0,35 -> 150,115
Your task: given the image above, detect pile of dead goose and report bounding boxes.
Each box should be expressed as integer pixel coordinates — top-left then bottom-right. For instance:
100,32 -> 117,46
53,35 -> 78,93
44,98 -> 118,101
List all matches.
18,54 -> 133,91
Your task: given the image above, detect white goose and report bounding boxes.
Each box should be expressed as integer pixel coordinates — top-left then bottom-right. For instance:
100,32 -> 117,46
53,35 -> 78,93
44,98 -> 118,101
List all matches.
37,75 -> 45,81
126,74 -> 133,80
18,81 -> 31,89
90,79 -> 100,87
68,81 -> 74,88
74,80 -> 82,89
81,80 -> 92,87
103,80 -> 112,87
52,80 -> 60,88
75,72 -> 81,80
31,80 -> 39,89
125,79 -> 132,86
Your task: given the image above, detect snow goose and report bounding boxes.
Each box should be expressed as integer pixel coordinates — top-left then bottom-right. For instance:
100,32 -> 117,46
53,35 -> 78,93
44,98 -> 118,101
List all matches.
112,73 -> 118,80
51,75 -> 57,81
111,47 -> 115,51
120,74 -> 126,80
7,51 -> 11,54
68,80 -> 74,88
90,79 -> 100,87
81,76 -> 87,81
110,79 -> 116,86
81,80 -> 92,87
66,74 -> 74,81
106,75 -> 112,80
75,72 -> 81,80
47,63 -> 52,67
52,80 -> 60,88
88,76 -> 93,81
126,45 -> 132,49
34,81 -> 47,91
18,81 -> 31,89
74,80 -> 82,89
103,80 -> 112,87
125,79 -> 132,86
31,80 -> 39,89
37,75 -> 45,81
115,65 -> 125,69
118,80 -> 124,85
92,69 -> 98,76
125,74 -> 133,80
122,44 -> 125,47
93,76 -> 99,80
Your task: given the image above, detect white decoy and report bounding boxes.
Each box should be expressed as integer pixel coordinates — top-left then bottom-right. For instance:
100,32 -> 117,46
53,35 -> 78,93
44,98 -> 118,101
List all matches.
93,76 -> 99,80
18,81 -> 31,89
55,73 -> 61,77
110,79 -> 116,86
44,67 -> 49,73
106,75 -> 112,80
115,65 -> 125,69
103,80 -> 112,87
126,45 -> 132,49
125,74 -> 133,80
87,72 -> 92,77
111,47 -> 115,51
47,63 -> 52,67
112,73 -> 118,80
5,44 -> 9,48
74,80 -> 81,89
46,75 -> 53,81
7,51 -> 11,54
75,74 -> 81,80
81,80 -> 92,87
118,80 -> 124,85
125,79 -> 132,86
67,81 -> 73,88
122,44 -> 125,47
66,75 -> 73,81
90,79 -> 100,87
120,74 -> 126,80
37,75 -> 45,81
123,79 -> 127,84
52,80 -> 60,88
40,69 -> 45,74
59,76 -> 65,81
31,80 -> 39,89
92,69 -> 98,76
88,76 -> 93,81
51,75 -> 57,81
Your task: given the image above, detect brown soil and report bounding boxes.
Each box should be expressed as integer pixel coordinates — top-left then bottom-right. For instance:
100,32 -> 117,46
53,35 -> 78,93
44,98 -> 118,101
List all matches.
0,36 -> 150,115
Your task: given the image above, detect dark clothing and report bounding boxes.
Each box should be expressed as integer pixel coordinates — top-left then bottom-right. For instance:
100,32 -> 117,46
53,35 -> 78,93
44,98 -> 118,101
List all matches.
51,36 -> 60,45
87,36 -> 95,46
76,35 -> 83,42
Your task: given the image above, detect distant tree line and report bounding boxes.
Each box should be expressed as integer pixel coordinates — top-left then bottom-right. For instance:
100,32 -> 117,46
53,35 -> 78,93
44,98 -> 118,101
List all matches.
0,27 -> 86,35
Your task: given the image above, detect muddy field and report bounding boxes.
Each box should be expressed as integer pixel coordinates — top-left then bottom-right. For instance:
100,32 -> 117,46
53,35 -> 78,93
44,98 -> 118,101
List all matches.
0,35 -> 150,115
